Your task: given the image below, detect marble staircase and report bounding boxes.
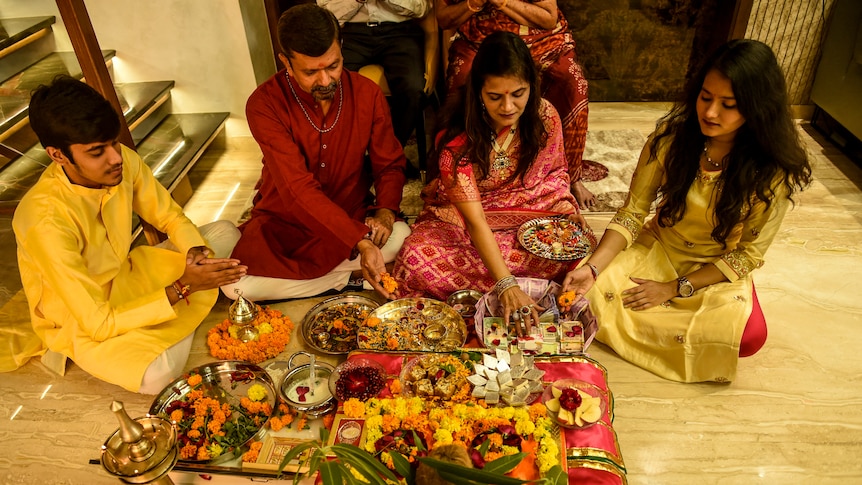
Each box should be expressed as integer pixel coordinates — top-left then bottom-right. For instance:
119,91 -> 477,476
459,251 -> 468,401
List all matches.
0,15 -> 229,308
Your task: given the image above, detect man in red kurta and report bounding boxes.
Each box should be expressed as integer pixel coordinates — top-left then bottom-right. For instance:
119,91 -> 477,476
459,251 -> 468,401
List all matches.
226,4 -> 408,300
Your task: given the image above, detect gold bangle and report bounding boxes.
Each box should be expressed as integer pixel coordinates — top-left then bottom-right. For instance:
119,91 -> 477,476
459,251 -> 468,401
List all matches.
466,0 -> 482,12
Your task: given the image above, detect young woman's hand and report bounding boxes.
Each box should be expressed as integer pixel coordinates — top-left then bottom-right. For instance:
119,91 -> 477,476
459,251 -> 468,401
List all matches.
621,277 -> 677,310
562,266 -> 595,300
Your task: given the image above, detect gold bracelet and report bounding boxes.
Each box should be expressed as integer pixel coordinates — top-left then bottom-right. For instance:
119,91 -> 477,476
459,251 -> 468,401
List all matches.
466,0 -> 482,12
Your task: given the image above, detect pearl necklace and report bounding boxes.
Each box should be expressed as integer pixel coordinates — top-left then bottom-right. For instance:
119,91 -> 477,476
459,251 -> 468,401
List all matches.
703,141 -> 721,169
491,124 -> 517,172
285,72 -> 343,133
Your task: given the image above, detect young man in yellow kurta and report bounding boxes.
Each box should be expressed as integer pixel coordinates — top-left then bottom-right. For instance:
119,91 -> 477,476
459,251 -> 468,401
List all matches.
12,76 -> 247,393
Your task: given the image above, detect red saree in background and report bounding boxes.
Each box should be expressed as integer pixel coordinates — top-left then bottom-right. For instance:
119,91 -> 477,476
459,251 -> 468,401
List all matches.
393,100 -> 580,299
444,0 -> 597,182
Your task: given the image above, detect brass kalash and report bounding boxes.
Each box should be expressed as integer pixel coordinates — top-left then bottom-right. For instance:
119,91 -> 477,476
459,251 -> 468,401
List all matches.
230,289 -> 260,342
100,401 -> 178,484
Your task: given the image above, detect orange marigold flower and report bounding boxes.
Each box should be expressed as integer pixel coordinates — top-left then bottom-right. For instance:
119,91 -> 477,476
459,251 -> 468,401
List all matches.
386,337 -> 399,350
364,316 -> 381,328
180,444 -> 198,460
557,290 -> 576,310
388,379 -> 402,395
380,272 -> 398,293
322,412 -> 335,430
170,409 -> 184,423
269,416 -> 284,432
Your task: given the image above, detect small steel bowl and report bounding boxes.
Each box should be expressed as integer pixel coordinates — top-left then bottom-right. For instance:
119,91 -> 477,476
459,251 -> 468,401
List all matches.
270,352 -> 336,417
446,289 -> 484,318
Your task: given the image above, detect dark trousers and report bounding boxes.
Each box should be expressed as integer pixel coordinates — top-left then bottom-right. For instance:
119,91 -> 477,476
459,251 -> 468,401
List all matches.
341,21 -> 425,146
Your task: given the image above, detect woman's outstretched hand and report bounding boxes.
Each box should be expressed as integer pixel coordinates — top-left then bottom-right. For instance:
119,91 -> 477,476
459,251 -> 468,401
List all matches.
562,266 -> 595,300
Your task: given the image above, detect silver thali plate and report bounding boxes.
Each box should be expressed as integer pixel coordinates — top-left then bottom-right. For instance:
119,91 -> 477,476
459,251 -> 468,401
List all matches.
301,294 -> 380,354
517,217 -> 595,261
149,361 -> 276,464
357,298 -> 467,352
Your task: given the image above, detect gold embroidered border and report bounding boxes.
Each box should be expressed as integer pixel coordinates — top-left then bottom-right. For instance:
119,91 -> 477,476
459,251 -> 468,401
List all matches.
720,248 -> 758,277
609,212 -> 643,241
567,457 -> 629,484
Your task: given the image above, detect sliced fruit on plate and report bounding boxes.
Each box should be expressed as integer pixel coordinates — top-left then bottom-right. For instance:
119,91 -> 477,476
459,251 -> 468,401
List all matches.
557,407 -> 574,426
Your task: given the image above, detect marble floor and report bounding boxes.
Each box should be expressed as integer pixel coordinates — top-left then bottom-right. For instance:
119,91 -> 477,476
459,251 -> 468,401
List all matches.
1,103 -> 861,484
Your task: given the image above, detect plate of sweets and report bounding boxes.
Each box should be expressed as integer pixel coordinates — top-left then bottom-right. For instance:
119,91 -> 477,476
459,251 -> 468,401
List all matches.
399,353 -> 474,402
517,217 -> 595,261
542,379 -> 606,429
301,295 -> 380,354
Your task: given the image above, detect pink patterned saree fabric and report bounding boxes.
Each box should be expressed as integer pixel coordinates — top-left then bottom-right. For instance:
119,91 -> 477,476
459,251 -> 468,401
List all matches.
393,101 -> 580,299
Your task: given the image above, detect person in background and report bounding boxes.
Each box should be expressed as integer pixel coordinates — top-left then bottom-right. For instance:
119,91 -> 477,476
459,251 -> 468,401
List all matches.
11,75 -> 246,394
393,32 -> 587,334
225,4 -> 409,301
436,0 -> 598,209
562,39 -> 812,383
318,0 -> 432,148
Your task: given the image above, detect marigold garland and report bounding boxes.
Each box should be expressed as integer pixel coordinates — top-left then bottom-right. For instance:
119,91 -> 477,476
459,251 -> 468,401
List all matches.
207,306 -> 295,364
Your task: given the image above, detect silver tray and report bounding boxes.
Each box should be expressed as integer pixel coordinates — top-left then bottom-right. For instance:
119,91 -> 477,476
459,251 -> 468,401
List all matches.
357,298 -> 467,352
149,361 -> 276,464
517,217 -> 594,261
301,294 -> 380,354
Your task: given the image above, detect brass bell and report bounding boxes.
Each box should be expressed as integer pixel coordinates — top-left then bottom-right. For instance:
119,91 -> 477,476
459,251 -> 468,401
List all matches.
229,289 -> 259,325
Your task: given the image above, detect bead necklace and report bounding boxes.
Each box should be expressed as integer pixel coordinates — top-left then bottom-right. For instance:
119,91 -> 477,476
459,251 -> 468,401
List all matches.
703,141 -> 721,169
285,72 -> 343,133
491,124 -> 518,172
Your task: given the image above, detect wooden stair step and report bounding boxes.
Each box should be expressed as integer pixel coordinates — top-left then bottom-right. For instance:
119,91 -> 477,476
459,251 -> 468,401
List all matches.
0,49 -> 116,145
0,16 -> 56,55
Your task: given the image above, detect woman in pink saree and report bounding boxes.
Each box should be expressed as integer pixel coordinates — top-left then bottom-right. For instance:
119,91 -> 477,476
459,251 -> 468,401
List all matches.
393,32 -> 587,333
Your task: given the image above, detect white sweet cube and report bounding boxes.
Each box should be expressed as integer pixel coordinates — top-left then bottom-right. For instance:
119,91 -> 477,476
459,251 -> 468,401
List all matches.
467,374 -> 488,386
485,369 -> 498,382
495,348 -> 510,364
485,379 -> 500,392
483,353 -> 498,369
484,391 -> 499,405
510,365 -> 525,380
497,370 -> 512,386
509,351 -> 523,367
524,368 -> 545,381
473,364 -> 487,376
472,386 -> 487,398
496,360 -> 511,372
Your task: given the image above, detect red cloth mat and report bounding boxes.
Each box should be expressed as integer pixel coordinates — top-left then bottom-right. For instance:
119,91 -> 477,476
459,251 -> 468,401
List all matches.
347,351 -> 627,484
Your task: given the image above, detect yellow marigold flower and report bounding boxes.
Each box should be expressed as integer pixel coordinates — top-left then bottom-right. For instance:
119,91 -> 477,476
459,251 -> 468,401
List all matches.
433,428 -> 454,445
258,322 -> 273,334
247,383 -> 268,402
343,398 -> 366,418
348,466 -> 370,484
208,442 -> 224,458
515,419 -> 535,436
228,325 -> 240,339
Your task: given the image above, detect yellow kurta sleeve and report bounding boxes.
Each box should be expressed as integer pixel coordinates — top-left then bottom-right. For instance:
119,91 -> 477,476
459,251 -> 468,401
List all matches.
606,136 -> 665,246
18,217 -> 180,342
714,183 -> 791,282
124,145 -> 207,253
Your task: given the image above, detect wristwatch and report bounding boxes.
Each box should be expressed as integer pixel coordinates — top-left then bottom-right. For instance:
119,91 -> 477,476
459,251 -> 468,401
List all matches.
677,277 -> 694,298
